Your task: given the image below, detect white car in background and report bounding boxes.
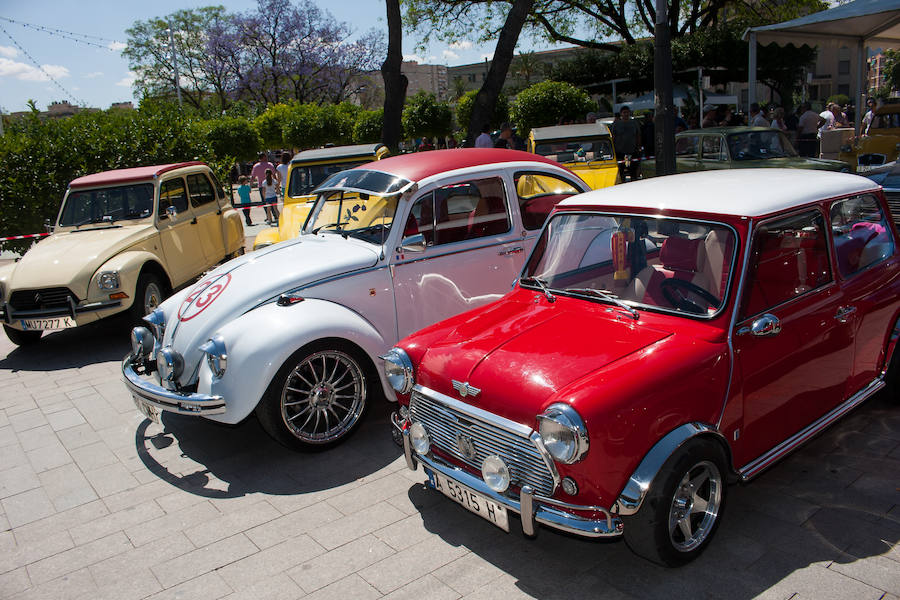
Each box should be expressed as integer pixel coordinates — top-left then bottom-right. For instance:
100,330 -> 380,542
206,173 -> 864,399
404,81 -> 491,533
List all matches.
122,149 -> 590,450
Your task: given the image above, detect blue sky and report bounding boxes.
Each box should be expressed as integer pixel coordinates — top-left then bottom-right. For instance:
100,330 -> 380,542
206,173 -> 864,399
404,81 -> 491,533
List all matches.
0,1 -> 568,113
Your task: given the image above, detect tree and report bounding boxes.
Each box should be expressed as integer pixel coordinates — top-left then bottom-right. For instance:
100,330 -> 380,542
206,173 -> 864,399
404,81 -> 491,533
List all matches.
402,91 -> 454,141
254,103 -> 297,149
354,109 -> 384,143
510,80 -> 597,135
456,90 -> 508,132
882,49 -> 900,93
381,0 -> 408,153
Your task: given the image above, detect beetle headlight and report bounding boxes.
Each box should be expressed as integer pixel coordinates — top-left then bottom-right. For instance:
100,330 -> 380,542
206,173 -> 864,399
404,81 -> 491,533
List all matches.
199,335 -> 227,379
537,403 -> 589,464
130,327 -> 155,360
98,271 -> 120,290
381,347 -> 414,394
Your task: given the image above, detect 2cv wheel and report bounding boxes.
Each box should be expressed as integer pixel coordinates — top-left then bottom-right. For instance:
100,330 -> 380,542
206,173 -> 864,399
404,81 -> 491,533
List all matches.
623,439 -> 727,566
3,324 -> 42,346
256,340 -> 375,451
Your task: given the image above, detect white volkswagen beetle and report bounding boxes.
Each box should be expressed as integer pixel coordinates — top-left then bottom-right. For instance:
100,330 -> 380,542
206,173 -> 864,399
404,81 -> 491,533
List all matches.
123,149 -> 590,450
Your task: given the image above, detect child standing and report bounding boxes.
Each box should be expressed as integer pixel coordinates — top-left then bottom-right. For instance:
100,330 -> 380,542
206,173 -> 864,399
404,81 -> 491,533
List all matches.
261,169 -> 281,225
237,175 -> 253,226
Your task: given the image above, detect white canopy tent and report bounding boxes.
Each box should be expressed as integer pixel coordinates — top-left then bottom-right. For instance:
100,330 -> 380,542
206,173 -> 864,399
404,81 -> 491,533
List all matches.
746,0 -> 900,133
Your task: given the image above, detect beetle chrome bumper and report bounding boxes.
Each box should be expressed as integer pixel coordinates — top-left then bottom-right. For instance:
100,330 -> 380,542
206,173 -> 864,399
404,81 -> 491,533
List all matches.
391,412 -> 623,539
121,354 -> 226,416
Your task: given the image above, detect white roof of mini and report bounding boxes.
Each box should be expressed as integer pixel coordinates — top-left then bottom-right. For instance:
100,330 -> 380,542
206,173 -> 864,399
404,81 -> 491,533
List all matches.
558,169 -> 879,217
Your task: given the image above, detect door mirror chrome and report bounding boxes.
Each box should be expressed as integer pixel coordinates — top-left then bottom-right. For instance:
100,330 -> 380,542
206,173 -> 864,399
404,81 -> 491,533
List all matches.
399,233 -> 426,253
738,313 -> 782,337
165,205 -> 178,219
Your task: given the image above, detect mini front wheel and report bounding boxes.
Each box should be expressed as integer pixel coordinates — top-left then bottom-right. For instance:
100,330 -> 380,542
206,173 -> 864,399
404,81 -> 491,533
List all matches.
623,439 -> 727,566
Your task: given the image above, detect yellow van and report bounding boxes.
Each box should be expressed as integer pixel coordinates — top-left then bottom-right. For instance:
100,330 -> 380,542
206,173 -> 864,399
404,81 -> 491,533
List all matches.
527,123 -> 619,189
252,143 -> 390,249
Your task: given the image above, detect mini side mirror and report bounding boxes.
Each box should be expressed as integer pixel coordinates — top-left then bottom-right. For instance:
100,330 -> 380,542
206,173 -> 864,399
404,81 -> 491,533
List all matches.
399,233 -> 426,253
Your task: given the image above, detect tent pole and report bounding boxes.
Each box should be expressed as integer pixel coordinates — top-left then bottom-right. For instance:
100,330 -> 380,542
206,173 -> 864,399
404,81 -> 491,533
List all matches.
748,32 -> 757,113
856,38 -> 865,135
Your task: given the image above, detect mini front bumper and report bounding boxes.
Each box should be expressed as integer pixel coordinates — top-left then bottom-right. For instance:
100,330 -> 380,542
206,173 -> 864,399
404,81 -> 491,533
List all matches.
122,354 -> 226,416
391,412 -> 623,539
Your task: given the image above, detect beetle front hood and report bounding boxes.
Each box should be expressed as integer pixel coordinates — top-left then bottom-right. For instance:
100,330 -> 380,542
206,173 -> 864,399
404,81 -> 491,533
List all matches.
160,234 -> 379,380
414,296 -> 673,424
6,225 -> 155,298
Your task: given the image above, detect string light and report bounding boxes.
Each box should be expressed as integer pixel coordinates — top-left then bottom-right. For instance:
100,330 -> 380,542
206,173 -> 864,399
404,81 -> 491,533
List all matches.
0,16 -> 124,52
0,23 -> 87,107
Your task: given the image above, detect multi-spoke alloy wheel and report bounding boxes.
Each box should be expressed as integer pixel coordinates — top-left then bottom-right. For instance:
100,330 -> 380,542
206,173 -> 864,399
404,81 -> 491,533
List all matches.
280,350 -> 365,444
667,460 -> 722,552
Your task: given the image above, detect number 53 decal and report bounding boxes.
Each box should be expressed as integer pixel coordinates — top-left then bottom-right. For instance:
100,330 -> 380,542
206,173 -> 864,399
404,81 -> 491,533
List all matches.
178,273 -> 232,322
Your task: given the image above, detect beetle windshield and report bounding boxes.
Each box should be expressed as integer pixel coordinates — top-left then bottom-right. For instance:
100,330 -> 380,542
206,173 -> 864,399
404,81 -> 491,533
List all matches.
522,213 -> 737,317
534,138 -> 615,163
726,131 -> 797,160
305,190 -> 399,244
287,161 -> 370,198
59,183 -> 155,227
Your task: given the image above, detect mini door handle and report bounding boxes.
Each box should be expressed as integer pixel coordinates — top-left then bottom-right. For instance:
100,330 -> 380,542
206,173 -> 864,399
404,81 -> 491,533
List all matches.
834,305 -> 857,323
737,313 -> 781,337
498,246 -> 524,256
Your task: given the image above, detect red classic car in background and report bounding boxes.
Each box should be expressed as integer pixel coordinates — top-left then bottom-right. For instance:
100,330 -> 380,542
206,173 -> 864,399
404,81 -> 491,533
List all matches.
385,169 -> 900,566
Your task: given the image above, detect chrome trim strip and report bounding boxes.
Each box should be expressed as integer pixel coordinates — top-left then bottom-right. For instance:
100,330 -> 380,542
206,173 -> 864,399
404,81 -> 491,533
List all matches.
412,384 -> 533,437
613,422 -> 718,516
737,378 -> 885,480
121,354 -> 225,415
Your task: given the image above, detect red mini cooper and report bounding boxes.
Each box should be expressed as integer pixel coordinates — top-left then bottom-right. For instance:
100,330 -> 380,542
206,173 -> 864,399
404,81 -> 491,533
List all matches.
384,169 -> 900,566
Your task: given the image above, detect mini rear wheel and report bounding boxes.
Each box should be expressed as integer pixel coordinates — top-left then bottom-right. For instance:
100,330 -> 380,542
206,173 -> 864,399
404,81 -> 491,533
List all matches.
3,324 -> 42,346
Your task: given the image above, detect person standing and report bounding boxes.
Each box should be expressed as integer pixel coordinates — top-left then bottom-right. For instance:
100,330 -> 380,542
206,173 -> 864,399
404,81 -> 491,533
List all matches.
261,169 -> 280,225
611,105 -> 642,182
770,107 -> 787,132
749,103 -> 769,127
236,175 -> 253,226
251,152 -> 277,203
276,152 -> 291,199
474,125 -> 493,148
493,123 -> 513,149
817,103 -> 836,139
796,102 -> 819,157
862,97 -> 878,135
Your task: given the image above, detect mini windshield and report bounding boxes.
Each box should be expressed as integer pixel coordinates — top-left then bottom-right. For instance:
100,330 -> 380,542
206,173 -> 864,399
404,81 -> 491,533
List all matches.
58,183 -> 154,227
727,131 -> 797,160
523,213 -> 737,317
287,161 -> 369,198
305,189 -> 399,244
534,138 -> 615,163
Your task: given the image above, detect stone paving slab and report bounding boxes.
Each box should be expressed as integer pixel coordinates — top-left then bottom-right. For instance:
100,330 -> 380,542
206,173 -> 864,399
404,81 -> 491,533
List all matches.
0,316 -> 898,600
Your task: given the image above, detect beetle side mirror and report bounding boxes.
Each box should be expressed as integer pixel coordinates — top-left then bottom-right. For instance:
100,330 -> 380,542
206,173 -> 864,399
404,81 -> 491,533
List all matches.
399,234 -> 426,253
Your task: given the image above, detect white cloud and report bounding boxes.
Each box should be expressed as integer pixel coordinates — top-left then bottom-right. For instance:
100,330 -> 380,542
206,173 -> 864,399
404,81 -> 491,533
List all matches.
0,58 -> 69,81
442,49 -> 459,61
116,71 -> 136,87
403,53 -> 424,63
84,71 -> 104,79
0,45 -> 17,58
449,41 -> 473,50
108,41 -> 126,52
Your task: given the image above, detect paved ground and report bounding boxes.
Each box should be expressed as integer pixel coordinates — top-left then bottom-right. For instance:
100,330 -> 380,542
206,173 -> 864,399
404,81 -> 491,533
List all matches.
1,203 -> 899,599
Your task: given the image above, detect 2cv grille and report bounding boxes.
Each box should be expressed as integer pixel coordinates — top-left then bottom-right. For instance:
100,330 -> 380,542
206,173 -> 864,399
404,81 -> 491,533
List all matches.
9,288 -> 77,311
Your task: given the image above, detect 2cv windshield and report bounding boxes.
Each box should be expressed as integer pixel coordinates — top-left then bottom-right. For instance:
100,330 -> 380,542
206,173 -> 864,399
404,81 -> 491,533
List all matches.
59,183 -> 155,227
523,213 -> 737,317
306,190 -> 400,244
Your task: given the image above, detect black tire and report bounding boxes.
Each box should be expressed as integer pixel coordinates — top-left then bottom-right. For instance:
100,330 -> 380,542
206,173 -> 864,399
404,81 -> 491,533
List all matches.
623,438 -> 727,566
3,324 -> 42,346
255,340 -> 376,451
131,273 -> 165,323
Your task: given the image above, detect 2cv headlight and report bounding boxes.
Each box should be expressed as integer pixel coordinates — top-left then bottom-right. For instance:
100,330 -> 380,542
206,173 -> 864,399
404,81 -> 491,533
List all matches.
381,347 -> 414,394
537,403 -> 589,464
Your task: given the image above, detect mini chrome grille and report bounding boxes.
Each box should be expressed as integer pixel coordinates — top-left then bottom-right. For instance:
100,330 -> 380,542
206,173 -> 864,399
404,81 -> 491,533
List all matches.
410,390 -> 556,496
884,191 -> 900,227
9,287 -> 77,311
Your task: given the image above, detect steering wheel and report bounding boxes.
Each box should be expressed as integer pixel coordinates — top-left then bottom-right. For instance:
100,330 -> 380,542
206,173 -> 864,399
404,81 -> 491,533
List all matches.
660,278 -> 720,314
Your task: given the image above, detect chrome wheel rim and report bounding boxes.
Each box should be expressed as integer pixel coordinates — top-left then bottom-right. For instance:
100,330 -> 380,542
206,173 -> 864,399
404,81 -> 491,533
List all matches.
143,282 -> 162,315
668,460 -> 722,552
280,350 -> 365,444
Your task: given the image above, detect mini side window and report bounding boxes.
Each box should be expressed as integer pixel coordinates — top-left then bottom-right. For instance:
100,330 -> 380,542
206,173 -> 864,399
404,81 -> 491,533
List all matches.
158,178 -> 189,217
830,194 -> 895,277
740,210 -> 832,319
514,172 -> 582,230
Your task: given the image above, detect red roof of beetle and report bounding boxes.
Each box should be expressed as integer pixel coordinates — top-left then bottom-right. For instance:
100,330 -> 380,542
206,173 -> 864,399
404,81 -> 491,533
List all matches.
352,148 -> 573,182
68,161 -> 206,188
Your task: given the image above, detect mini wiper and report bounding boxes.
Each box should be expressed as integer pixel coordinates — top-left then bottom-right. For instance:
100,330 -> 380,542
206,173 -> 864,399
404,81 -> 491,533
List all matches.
565,287 -> 639,320
520,276 -> 556,303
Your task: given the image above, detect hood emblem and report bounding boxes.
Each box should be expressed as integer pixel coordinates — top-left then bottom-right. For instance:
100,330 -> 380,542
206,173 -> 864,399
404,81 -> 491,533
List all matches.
452,380 -> 480,398
455,433 -> 477,460
34,292 -> 43,306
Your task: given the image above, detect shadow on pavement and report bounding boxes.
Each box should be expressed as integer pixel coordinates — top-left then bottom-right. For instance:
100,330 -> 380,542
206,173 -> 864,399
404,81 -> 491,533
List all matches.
134,395 -> 401,499
407,393 -> 900,600
0,314 -> 132,370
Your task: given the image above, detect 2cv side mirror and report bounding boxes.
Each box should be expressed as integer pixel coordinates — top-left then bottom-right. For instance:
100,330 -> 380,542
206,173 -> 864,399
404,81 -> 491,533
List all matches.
165,205 -> 178,220
399,233 -> 427,253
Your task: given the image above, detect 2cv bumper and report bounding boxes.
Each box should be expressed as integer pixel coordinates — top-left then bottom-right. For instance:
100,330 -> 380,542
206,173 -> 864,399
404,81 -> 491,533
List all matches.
121,354 -> 226,416
391,412 -> 623,539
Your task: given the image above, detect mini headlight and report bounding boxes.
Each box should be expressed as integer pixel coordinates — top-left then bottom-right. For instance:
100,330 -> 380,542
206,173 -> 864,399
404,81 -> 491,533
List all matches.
481,455 -> 510,493
409,421 -> 430,455
130,327 -> 154,359
156,346 -> 184,383
380,348 -> 414,394
199,335 -> 227,379
537,403 -> 589,464
98,271 -> 120,290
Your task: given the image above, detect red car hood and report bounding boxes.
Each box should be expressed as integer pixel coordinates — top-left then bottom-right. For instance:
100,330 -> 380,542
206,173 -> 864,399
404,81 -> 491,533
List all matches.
415,297 -> 673,424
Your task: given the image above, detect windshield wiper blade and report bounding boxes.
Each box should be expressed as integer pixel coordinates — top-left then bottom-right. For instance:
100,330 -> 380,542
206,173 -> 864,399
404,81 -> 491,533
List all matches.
564,287 -> 639,320
520,276 -> 556,303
